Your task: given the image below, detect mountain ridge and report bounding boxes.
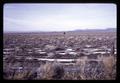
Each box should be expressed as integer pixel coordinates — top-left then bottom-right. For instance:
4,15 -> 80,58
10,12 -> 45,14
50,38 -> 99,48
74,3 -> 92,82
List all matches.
73,28 -> 116,32
4,28 -> 116,33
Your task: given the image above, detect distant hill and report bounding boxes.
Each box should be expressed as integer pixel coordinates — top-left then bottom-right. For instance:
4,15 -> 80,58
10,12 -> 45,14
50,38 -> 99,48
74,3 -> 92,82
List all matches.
73,28 -> 116,32
105,28 -> 116,32
4,28 -> 116,33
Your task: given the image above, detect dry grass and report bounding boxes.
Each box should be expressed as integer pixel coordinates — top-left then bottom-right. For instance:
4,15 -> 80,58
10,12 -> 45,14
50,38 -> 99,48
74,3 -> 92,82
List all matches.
4,55 -> 116,80
39,62 -> 55,80
75,56 -> 88,80
102,55 -> 115,72
13,72 -> 26,80
65,55 -> 116,80
102,55 -> 116,79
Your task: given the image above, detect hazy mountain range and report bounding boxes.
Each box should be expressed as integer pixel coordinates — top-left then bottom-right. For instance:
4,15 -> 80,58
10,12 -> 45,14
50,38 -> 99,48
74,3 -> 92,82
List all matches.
73,28 -> 116,32
4,28 -> 116,33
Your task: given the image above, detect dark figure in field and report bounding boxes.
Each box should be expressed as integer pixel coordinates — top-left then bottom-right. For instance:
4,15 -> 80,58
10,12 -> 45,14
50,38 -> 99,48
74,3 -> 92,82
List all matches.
63,32 -> 66,35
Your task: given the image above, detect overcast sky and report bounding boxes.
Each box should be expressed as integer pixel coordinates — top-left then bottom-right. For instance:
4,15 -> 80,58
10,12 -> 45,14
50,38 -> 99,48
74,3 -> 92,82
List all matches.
4,3 -> 116,32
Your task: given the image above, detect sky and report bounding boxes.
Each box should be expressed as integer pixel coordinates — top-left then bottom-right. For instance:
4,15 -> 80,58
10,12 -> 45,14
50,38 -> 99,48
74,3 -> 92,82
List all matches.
4,3 -> 116,32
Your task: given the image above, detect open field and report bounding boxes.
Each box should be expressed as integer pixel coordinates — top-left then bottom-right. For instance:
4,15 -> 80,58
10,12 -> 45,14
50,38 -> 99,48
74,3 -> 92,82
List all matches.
3,31 -> 116,80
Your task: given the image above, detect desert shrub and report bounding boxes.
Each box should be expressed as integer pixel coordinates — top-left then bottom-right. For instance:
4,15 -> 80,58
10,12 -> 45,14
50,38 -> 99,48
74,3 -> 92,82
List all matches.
37,61 -> 64,80
52,64 -> 64,79
27,72 -> 37,80
83,61 -> 106,80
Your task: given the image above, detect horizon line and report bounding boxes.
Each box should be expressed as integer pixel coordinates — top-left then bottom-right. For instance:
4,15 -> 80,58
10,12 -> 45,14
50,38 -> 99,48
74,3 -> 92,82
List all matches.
4,28 -> 116,33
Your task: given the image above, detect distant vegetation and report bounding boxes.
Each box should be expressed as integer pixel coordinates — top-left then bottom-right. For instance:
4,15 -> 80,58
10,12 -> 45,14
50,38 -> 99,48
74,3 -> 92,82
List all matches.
3,31 -> 116,80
